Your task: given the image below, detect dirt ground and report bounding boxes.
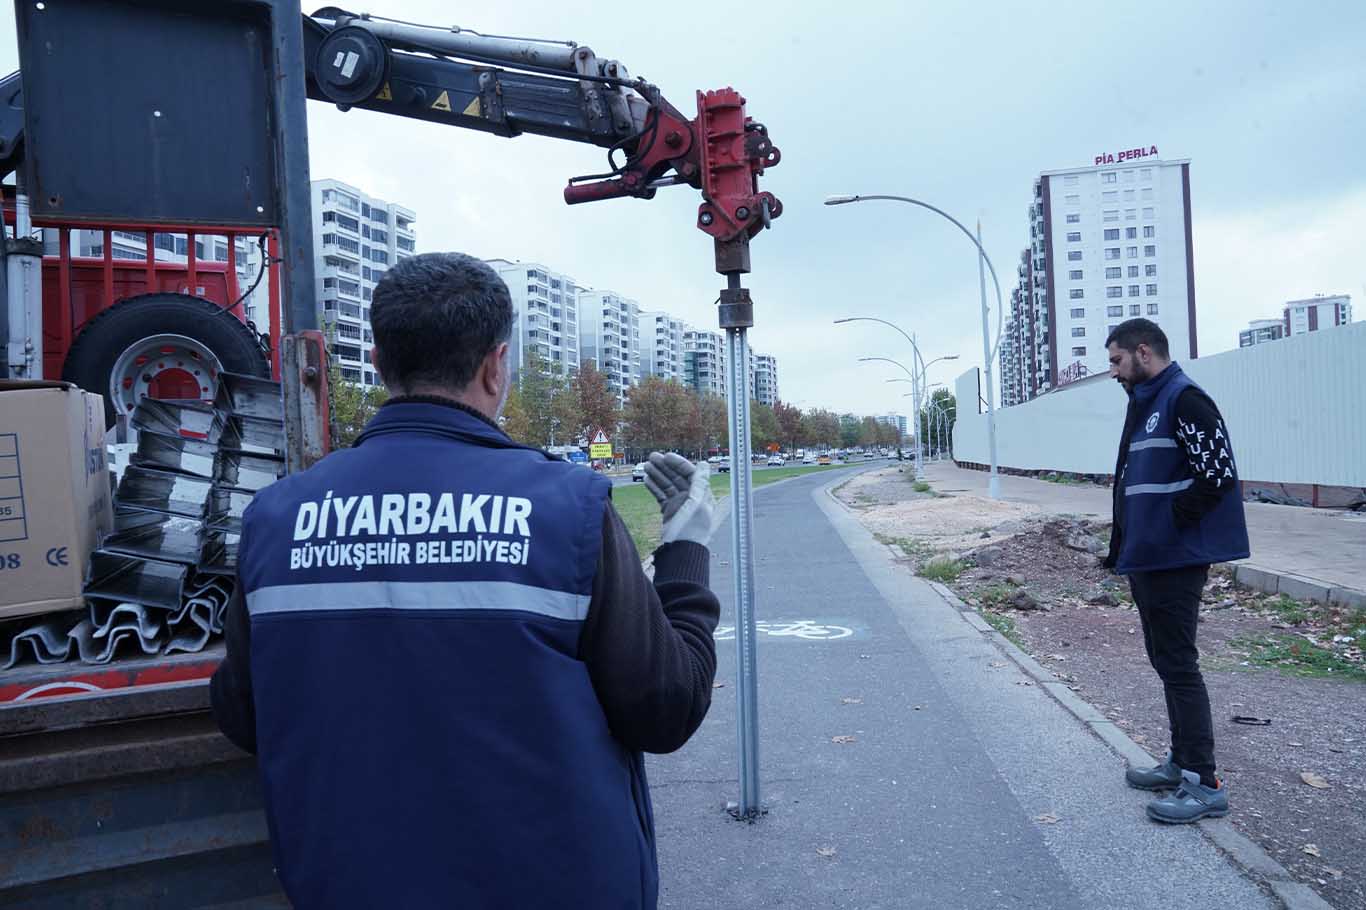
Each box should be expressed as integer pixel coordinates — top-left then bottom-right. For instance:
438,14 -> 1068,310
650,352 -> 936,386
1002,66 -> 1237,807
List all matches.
838,467 -> 1366,910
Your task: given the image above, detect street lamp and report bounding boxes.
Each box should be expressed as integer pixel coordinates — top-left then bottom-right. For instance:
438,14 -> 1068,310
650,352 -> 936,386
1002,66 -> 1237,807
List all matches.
826,194 -> 1004,499
857,355 -> 926,480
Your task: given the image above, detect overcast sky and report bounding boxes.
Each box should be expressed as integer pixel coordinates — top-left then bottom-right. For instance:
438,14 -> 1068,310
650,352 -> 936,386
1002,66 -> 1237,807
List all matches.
4,1 -> 1363,416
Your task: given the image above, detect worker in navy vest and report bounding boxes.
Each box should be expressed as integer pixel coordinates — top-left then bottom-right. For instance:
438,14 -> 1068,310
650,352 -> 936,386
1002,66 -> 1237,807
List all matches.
1102,318 -> 1249,824
211,252 -> 721,909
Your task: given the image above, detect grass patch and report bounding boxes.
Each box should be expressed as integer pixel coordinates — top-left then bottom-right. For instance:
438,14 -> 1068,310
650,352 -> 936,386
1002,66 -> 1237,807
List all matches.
919,556 -> 967,583
614,464 -> 843,555
911,481 -> 932,493
1229,632 -> 1366,683
1264,594 -> 1311,626
981,610 -> 1024,648
976,582 -> 1019,608
876,534 -> 936,562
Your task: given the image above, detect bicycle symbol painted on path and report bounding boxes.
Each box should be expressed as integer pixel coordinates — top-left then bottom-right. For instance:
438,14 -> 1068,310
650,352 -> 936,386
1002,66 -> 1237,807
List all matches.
713,620 -> 855,642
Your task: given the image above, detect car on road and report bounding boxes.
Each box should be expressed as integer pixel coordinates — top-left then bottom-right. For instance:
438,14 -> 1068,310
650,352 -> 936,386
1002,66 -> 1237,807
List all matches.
716,457 -> 731,473
802,453 -> 816,465
631,462 -> 648,482
817,454 -> 832,465
767,455 -> 784,466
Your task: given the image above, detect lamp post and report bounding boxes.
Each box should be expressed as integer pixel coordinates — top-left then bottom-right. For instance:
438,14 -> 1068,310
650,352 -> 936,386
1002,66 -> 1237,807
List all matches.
826,194 -> 1004,498
858,356 -> 924,480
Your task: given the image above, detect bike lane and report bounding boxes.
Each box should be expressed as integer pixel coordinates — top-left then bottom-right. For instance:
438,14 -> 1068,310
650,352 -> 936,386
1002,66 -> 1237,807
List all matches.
647,469 -> 1273,910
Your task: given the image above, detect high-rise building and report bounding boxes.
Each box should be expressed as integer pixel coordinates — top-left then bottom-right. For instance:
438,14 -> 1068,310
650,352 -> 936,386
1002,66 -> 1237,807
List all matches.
312,179 -> 416,386
753,352 -> 779,407
639,311 -> 688,384
486,259 -> 581,382
1000,150 -> 1195,403
1238,318 -> 1285,348
684,329 -> 725,398
578,289 -> 641,404
875,413 -> 907,438
1283,295 -> 1352,336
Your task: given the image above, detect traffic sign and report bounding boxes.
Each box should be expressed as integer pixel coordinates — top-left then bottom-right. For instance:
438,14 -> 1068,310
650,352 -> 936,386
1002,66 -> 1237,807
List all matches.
591,428 -> 610,445
589,442 -> 613,459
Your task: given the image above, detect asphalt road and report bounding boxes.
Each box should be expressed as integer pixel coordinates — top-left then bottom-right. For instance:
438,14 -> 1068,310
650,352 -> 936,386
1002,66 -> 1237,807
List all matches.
646,468 -> 1274,909
608,458 -> 892,486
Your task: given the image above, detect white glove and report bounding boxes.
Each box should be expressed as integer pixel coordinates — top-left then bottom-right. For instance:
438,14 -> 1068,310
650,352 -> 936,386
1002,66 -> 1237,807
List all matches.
643,452 -> 716,546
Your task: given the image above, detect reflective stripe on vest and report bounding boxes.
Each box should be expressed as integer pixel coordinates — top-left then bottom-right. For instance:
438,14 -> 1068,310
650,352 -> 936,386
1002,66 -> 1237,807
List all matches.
1127,437 -> 1178,452
247,580 -> 592,622
1125,479 -> 1194,496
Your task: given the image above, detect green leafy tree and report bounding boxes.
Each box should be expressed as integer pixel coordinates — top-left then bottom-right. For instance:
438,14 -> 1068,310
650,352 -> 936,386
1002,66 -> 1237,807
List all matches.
774,400 -> 804,453
920,389 -> 957,455
622,375 -> 692,455
328,362 -> 389,448
575,361 -> 619,442
749,401 -> 780,454
839,413 -> 861,449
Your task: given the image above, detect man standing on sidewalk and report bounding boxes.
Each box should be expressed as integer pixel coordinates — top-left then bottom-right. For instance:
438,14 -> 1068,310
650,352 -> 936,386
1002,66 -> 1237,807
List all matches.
1103,318 -> 1250,824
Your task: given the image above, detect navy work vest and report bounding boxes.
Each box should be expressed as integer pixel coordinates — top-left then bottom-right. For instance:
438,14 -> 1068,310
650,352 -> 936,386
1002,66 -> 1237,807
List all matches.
238,402 -> 658,909
1116,364 -> 1250,574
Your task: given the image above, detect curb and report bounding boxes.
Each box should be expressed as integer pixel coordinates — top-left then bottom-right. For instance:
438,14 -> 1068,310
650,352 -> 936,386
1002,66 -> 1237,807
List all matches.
1231,563 -> 1366,610
922,584 -> 1336,910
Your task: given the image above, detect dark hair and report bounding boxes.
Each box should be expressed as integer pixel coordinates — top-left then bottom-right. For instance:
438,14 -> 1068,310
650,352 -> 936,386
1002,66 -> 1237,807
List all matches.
1104,318 -> 1169,359
369,252 -> 513,392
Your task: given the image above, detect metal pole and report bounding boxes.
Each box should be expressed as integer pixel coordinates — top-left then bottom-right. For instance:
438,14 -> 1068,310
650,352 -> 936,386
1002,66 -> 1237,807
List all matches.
977,220 -> 1001,498
724,303 -> 760,817
911,334 -> 925,481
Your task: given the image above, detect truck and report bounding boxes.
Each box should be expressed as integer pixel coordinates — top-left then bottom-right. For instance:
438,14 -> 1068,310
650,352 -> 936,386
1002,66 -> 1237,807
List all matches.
0,3 -> 781,904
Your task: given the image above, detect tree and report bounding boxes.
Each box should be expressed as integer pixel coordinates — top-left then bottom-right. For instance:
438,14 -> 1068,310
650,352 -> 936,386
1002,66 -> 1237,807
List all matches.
328,363 -> 389,448
622,375 -> 692,455
515,348 -> 560,447
858,416 -> 881,449
749,401 -> 779,454
839,413 -> 861,449
499,384 -> 531,443
774,400 -> 804,453
920,389 -> 957,456
802,409 -> 841,450
549,382 -> 584,448
575,361 -> 619,442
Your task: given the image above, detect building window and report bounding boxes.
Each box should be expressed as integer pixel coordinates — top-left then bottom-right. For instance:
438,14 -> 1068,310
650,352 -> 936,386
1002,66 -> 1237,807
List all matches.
1128,265 -> 1140,278
1139,168 -> 1152,180
1067,250 -> 1083,261
1146,284 -> 1158,296
1070,289 -> 1084,299
1145,264 -> 1157,277
1143,225 -> 1155,238
1104,228 -> 1120,240
1071,327 -> 1086,337
1147,303 -> 1159,315
1129,285 -> 1140,297
1105,267 -> 1122,279
1122,170 -> 1135,183
1108,324 -> 1119,335
1107,286 -> 1123,298
1071,346 -> 1087,357
1069,269 -> 1083,280
1125,209 -> 1137,221
1129,304 -> 1141,316
1102,172 -> 1117,184
1105,248 -> 1120,260
1141,187 -> 1154,201
1070,307 -> 1085,317
1103,190 -> 1119,202
1064,174 -> 1079,186
1127,246 -> 1139,258
1065,194 -> 1081,205
1066,213 -> 1080,223
1142,207 -> 1155,219
1125,227 -> 1138,239
1103,210 -> 1119,223
1144,245 -> 1156,257
1067,231 -> 1082,242
1123,189 -> 1136,202
1107,305 -> 1124,317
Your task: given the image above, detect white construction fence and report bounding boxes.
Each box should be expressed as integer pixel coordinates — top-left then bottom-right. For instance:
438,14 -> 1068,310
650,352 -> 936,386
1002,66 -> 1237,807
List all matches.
953,320 -> 1366,501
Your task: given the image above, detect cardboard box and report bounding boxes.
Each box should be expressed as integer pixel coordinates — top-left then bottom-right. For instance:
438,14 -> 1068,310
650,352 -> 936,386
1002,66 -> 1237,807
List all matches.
0,381 -> 113,620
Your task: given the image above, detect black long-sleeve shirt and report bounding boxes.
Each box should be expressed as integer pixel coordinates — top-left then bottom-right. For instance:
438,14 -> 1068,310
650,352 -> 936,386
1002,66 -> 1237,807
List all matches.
1106,385 -> 1239,566
211,500 -> 720,756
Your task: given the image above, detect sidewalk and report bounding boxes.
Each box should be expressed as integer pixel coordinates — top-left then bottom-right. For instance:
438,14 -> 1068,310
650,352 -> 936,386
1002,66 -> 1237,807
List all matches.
922,462 -> 1366,601
648,468 -> 1276,909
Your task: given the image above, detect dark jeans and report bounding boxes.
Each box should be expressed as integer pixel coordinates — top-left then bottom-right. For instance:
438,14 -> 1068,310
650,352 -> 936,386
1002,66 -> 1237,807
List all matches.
1128,565 -> 1216,783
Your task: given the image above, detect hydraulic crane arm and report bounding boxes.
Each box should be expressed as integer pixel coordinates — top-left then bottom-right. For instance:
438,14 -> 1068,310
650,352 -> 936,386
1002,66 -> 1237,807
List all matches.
302,10 -> 782,270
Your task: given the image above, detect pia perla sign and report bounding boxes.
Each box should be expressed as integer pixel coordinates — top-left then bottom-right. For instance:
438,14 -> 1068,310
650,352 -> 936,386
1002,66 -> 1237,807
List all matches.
1095,145 -> 1158,166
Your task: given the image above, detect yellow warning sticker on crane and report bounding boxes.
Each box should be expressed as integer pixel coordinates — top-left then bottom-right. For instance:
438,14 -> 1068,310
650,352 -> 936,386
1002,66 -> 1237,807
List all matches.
375,82 -> 392,102
463,97 -> 482,117
431,90 -> 452,112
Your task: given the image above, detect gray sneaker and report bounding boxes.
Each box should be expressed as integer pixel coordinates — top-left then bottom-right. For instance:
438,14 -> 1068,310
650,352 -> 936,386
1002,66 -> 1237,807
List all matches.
1147,771 -> 1228,824
1125,752 -> 1184,791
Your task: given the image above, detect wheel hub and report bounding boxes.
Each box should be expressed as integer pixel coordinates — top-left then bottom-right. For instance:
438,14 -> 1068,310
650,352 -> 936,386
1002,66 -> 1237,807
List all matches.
109,334 -> 224,418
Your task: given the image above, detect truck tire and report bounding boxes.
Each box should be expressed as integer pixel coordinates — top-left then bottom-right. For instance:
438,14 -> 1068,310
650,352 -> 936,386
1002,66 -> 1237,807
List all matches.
62,293 -> 270,427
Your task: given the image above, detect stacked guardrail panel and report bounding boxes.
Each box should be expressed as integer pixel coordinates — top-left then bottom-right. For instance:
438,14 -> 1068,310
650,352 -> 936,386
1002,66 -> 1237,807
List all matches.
1,373 -> 284,669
